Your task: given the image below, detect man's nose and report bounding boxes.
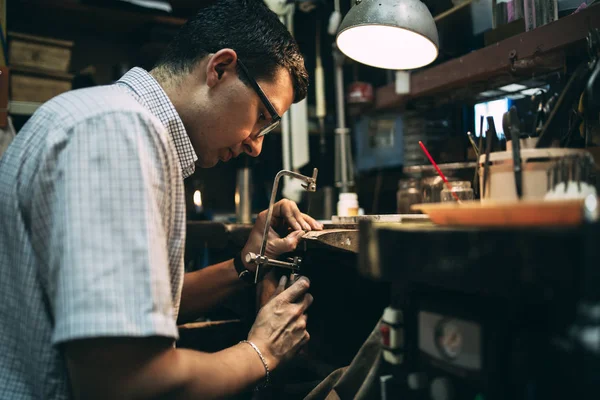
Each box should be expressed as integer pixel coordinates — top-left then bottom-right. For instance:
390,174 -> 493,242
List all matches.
242,135 -> 264,157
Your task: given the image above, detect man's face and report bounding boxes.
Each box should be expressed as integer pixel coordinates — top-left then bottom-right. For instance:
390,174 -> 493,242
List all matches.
184,56 -> 295,168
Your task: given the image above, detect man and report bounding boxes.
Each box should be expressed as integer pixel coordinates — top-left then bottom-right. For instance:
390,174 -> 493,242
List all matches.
0,0 -> 323,398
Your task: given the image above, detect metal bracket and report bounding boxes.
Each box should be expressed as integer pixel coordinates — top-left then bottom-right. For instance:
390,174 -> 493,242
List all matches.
509,49 -> 518,72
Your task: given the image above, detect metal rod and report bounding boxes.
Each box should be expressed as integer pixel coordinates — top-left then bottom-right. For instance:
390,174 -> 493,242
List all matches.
334,47 -> 349,192
247,252 -> 299,270
434,0 -> 473,22
279,14 -> 293,173
264,258 -> 298,269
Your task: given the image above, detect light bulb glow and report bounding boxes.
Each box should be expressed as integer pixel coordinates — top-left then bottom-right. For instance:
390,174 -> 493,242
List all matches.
337,25 -> 438,70
193,190 -> 202,207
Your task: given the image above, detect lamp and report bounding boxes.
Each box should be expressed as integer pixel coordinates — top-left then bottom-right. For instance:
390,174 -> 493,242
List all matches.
336,0 -> 439,70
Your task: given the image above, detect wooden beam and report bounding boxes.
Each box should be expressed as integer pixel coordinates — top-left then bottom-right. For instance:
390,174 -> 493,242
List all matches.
374,4 -> 600,112
13,0 -> 187,33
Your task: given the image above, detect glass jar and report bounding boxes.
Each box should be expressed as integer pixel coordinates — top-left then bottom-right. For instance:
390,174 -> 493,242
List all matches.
441,181 -> 474,203
421,176 -> 446,203
397,179 -> 422,214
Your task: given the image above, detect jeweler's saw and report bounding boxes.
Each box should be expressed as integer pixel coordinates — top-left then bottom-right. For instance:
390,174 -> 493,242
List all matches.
245,168 -> 318,284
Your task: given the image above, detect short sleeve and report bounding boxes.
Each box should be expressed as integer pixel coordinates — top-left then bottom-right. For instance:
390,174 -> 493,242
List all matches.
37,111 -> 179,345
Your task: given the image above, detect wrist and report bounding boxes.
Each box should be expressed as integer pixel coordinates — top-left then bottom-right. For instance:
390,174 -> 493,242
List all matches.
240,248 -> 253,271
233,253 -> 254,284
247,338 -> 278,370
239,340 -> 273,389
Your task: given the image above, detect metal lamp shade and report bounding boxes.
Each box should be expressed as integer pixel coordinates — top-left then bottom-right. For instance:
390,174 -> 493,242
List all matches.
336,0 -> 439,70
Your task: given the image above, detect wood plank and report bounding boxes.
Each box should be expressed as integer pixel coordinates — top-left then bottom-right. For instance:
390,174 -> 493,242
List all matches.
373,4 -> 600,112
9,100 -> 41,116
11,73 -> 72,103
11,65 -> 74,80
0,0 -> 6,66
8,32 -> 74,48
13,0 -> 187,35
0,67 -> 8,127
9,35 -> 73,73
178,319 -> 241,330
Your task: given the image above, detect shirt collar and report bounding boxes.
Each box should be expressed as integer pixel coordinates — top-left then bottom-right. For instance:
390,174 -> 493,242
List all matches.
117,67 -> 197,178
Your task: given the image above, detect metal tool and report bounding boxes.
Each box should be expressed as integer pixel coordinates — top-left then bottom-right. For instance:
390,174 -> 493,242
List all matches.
585,28 -> 600,133
473,116 -> 485,198
502,111 -> 511,141
467,131 -> 479,159
508,106 -> 523,199
536,29 -> 599,149
246,168 -> 318,284
546,153 -> 595,197
482,117 -> 496,199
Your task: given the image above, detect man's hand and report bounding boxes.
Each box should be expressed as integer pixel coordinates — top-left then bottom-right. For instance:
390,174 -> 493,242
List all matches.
248,275 -> 313,370
241,199 -> 323,270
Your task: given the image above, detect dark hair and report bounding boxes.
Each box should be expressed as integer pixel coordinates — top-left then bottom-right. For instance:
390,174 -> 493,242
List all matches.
156,0 -> 308,103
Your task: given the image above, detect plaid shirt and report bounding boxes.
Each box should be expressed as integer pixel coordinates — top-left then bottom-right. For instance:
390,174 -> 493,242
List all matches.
0,68 -> 197,399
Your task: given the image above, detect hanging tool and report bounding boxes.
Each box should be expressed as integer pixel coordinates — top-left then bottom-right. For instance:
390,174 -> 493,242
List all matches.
532,92 -> 559,137
466,131 -> 480,197
584,28 -> 600,133
333,45 -> 354,192
245,168 -> 318,284
482,117 -> 498,199
467,131 -> 480,159
536,28 -> 600,148
477,115 -> 485,156
473,115 -> 484,198
508,106 -> 523,199
315,16 -> 327,159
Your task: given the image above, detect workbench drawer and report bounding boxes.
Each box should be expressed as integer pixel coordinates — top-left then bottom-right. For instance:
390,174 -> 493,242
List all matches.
9,32 -> 73,73
10,67 -> 72,103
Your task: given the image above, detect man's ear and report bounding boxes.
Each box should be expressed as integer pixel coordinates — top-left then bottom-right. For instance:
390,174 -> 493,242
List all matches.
205,48 -> 238,88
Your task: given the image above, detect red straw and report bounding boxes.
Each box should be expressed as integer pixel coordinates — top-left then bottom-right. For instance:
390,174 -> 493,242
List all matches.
418,141 -> 460,202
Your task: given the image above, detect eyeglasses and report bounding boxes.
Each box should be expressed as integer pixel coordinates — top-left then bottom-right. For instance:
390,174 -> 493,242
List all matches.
237,59 -> 281,137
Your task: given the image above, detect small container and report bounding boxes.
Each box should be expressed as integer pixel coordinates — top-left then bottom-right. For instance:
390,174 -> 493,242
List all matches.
337,192 -> 359,217
397,179 -> 422,214
478,148 -> 592,201
493,0 -> 524,28
441,181 -> 474,202
421,176 -> 446,203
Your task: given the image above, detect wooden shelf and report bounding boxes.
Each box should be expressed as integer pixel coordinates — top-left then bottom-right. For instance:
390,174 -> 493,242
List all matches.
11,1 -> 188,35
9,100 -> 42,116
368,4 -> 600,114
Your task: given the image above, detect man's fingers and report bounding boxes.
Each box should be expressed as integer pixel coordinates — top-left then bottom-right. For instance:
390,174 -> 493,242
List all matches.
268,230 -> 303,255
300,331 -> 311,347
286,216 -> 302,232
256,209 -> 268,224
266,199 -> 322,232
272,200 -> 303,231
287,202 -> 313,232
299,293 -> 314,312
300,213 -> 323,230
258,269 -> 279,308
280,276 -> 310,303
273,275 -> 288,298
284,230 -> 304,250
294,209 -> 312,231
